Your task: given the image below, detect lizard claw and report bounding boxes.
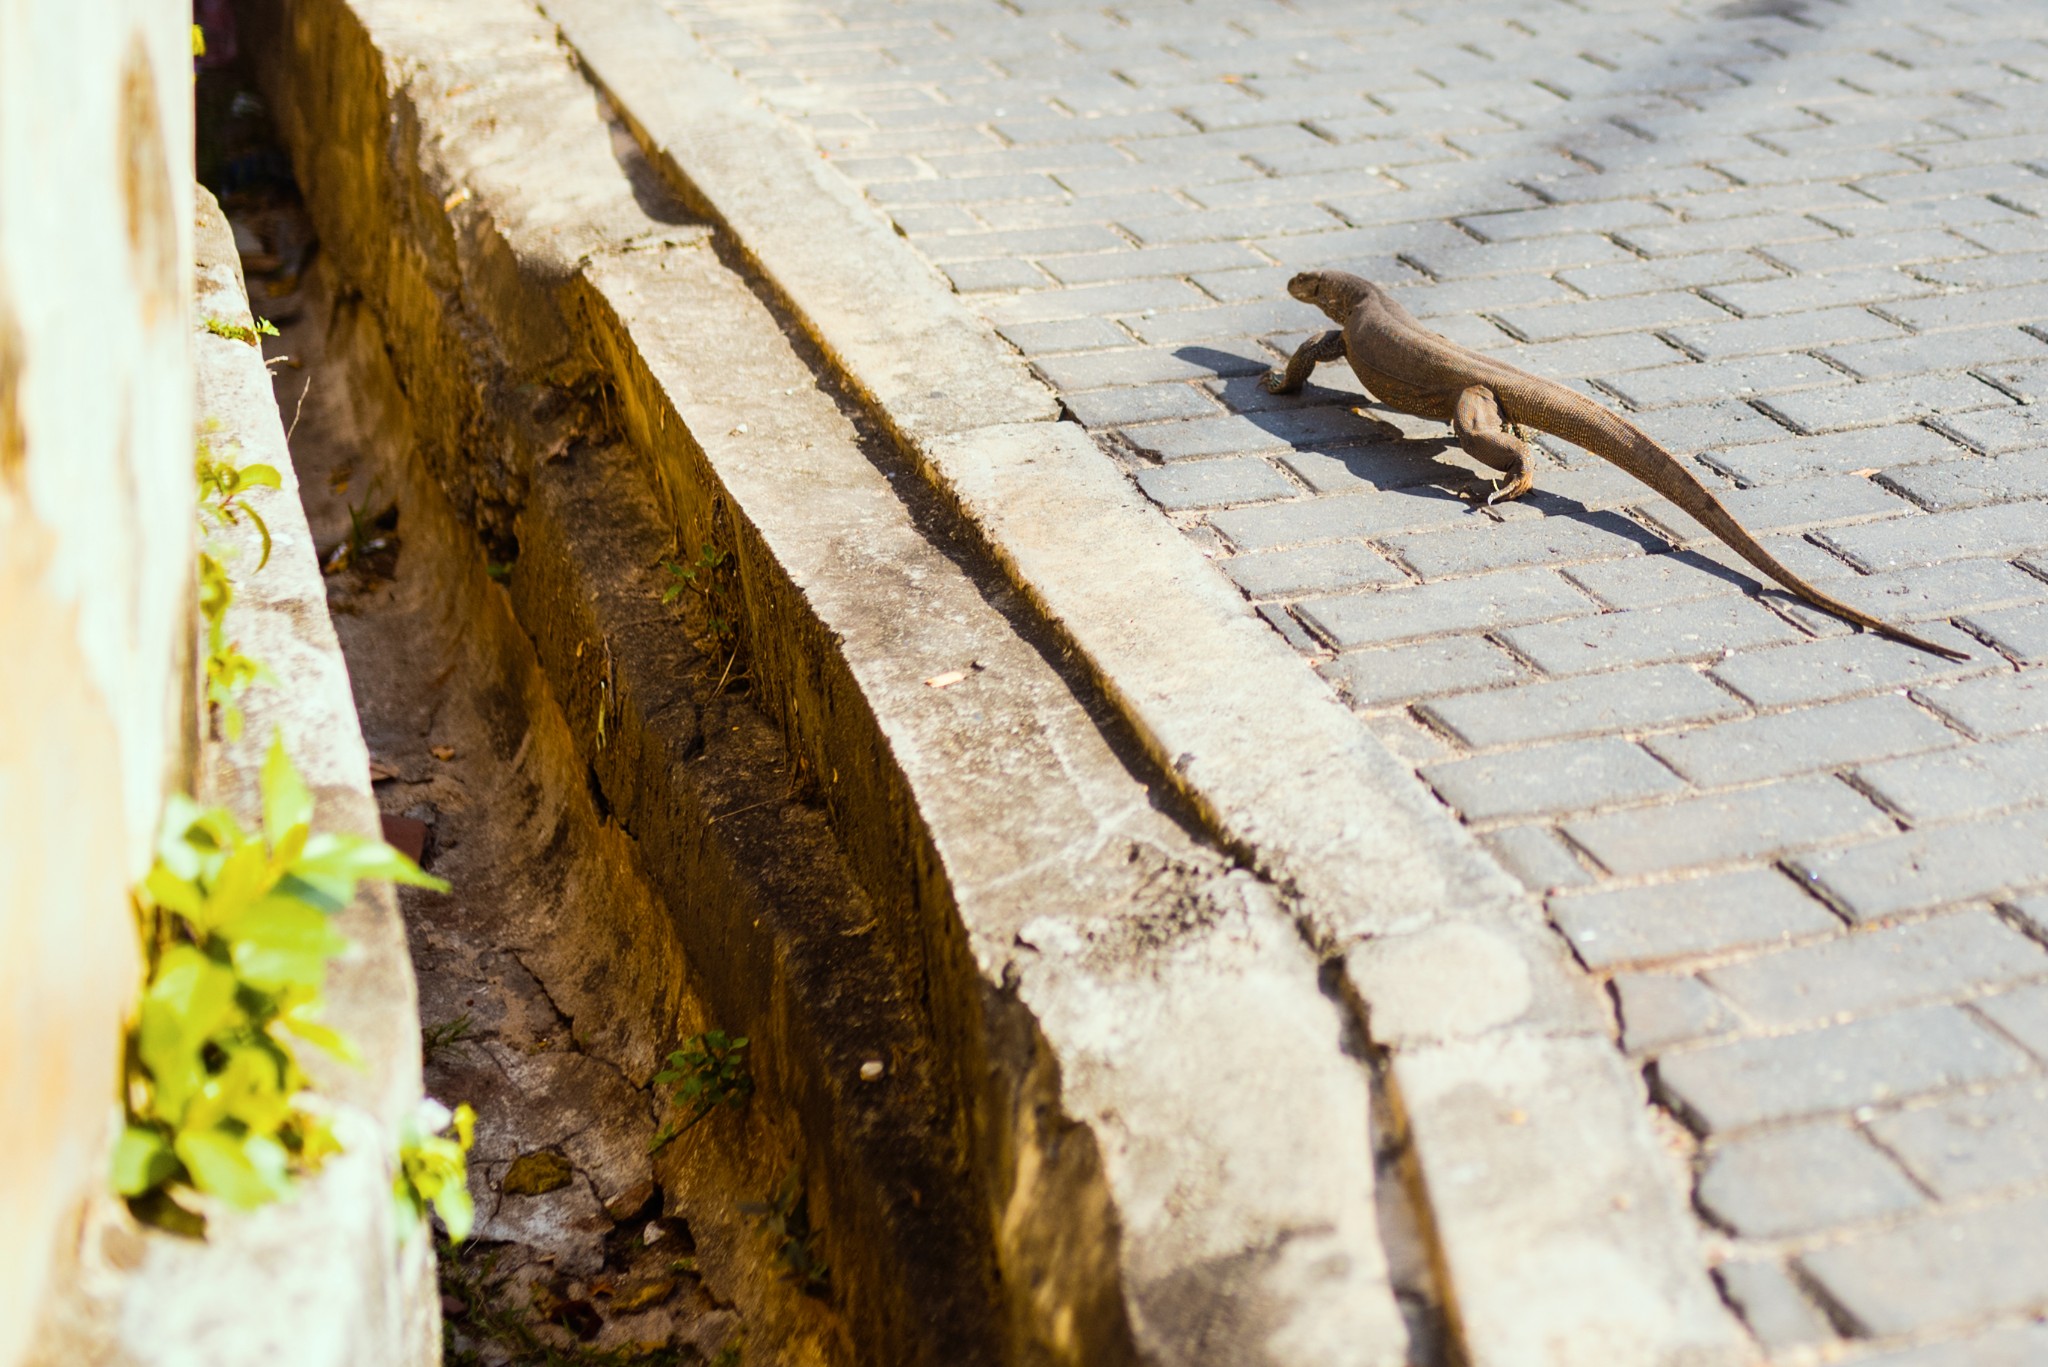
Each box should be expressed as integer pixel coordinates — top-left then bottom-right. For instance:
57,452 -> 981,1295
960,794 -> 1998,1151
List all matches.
1260,369 -> 1288,394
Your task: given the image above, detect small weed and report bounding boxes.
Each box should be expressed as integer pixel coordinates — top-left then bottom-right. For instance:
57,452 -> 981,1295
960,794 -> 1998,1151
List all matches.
741,1171 -> 828,1294
195,439 -> 282,570
649,1031 -> 751,1152
203,315 -> 280,346
657,544 -> 748,692
324,495 -> 399,578
422,1013 -> 476,1061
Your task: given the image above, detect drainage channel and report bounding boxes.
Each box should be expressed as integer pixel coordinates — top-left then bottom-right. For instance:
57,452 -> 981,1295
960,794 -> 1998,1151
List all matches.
213,86 -> 950,1366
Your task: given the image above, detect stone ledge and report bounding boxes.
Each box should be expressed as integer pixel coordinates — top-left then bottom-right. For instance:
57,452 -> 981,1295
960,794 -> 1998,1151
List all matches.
25,191 -> 434,1367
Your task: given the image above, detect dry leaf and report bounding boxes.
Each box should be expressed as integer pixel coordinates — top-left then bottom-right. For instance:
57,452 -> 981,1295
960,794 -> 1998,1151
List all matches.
368,757 -> 400,781
1850,467 -> 1882,478
924,662 -> 984,689
431,745 -> 456,761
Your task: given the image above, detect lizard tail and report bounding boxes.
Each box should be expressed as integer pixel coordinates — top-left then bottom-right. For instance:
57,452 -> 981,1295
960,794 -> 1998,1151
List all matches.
1526,398 -> 1971,662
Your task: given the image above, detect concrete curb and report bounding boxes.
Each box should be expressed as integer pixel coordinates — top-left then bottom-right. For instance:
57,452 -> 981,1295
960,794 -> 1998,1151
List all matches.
244,0 -> 1414,1361
27,193 -> 434,1367
541,3 -> 1751,1363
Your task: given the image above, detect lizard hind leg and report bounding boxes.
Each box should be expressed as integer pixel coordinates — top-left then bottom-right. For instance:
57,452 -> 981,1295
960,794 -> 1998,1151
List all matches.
1453,385 -> 1536,504
1263,327 -> 1347,394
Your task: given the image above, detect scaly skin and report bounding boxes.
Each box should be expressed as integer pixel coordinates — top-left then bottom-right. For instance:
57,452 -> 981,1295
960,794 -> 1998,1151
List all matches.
1265,269 -> 1969,662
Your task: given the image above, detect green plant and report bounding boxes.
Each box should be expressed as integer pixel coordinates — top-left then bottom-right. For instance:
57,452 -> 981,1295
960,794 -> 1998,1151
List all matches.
115,735 -> 448,1232
204,315 -> 280,346
648,1031 -> 751,1152
440,1246 -> 703,1367
657,545 -> 746,690
197,549 -> 271,741
741,1170 -> 827,1293
422,1013 -> 476,1061
396,1097 -> 477,1241
196,440 -> 282,569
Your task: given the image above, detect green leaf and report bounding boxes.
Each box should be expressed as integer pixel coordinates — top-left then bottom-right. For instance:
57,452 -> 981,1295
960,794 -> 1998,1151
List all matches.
245,504 -> 273,571
139,947 -> 240,1117
177,1127 -> 292,1210
223,898 -> 349,993
261,734 -> 314,849
274,1005 -> 362,1066
112,1126 -> 181,1196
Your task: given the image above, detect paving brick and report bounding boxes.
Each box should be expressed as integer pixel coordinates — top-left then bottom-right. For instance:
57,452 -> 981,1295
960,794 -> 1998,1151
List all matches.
1861,729 -> 2048,822
1209,486 -> 1472,551
1714,1260 -> 1836,1355
1486,332 -> 1691,381
1037,241 -> 1267,286
1886,283 -> 2048,335
1595,355 -> 1845,411
997,318 -> 1141,362
1916,671 -> 2048,739
1421,663 -> 1743,750
1060,384 -> 1220,427
1627,398 -> 1797,453
1556,252 -> 1785,302
1564,774 -> 1891,879
1385,511 -> 1668,580
1323,634 -> 1526,707
1964,600 -> 2048,663
1479,822 -> 1595,894
1704,267 -> 1938,317
1276,442 -> 1464,494
1400,233 -> 1638,283
1815,197 -> 2032,238
1256,601 -> 1320,654
1383,274 -> 1580,319
1817,501 -> 2048,572
1493,293 -> 1731,345
1759,374 -> 2012,433
1656,1004 -> 2032,1135
1132,456 -> 1298,511
1221,540 -> 1407,599
1823,323 -> 2048,381
1975,982 -> 2048,1066
1917,249 -> 2048,290
1658,693 -> 1952,789
1712,629 -> 1988,709
1698,1124 -> 1925,1238
1498,596 -> 1803,676
987,278 -> 1207,326
1615,214 -> 1840,259
1032,342 -> 1272,390
1790,809 -> 2048,923
1798,1192 -> 2048,1340
1612,973 -> 1738,1054
1931,404 -> 2047,455
1562,547 -> 1777,611
865,172 -> 1067,206
919,224 -> 1130,263
1124,409 -> 1333,460
1873,1078 -> 2048,1199
1124,300 -> 1329,348
1699,423 -> 1963,483
1456,200 -> 1672,244
941,256 -> 1053,293
1420,737 -> 1686,823
1895,447 -> 2048,512
1762,228 -> 1984,275
1116,203 -> 1342,246
1549,866 -> 1841,971
1299,567 -> 1593,649
1709,909 -> 2048,1028
1663,307 -> 1907,362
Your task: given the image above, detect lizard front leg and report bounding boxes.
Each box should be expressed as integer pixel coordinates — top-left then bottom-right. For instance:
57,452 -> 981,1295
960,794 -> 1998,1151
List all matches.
1262,328 -> 1347,394
1453,385 -> 1536,504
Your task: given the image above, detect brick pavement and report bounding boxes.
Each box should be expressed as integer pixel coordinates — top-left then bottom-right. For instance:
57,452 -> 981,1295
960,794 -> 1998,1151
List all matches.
656,0 -> 2048,1356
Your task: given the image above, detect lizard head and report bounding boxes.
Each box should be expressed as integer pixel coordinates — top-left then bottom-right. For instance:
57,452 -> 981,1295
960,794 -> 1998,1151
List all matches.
1286,270 -> 1375,322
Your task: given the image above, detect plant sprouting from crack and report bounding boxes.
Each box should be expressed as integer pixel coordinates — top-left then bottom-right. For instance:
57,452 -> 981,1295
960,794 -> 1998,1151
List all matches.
741,1170 -> 828,1294
204,315 -> 280,346
118,735 -> 453,1234
422,1013 -> 476,1061
657,544 -> 748,692
648,1031 -> 751,1152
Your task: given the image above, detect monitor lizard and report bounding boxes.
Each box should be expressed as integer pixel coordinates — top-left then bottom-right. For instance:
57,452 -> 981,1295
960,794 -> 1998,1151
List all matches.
1264,269 -> 1968,662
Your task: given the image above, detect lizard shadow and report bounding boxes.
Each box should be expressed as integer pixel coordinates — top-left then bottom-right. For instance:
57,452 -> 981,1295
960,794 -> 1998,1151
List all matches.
1169,344 -> 1654,543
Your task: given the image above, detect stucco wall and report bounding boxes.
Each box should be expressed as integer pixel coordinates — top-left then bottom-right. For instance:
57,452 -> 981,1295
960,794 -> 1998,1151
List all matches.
0,7 -> 195,1365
